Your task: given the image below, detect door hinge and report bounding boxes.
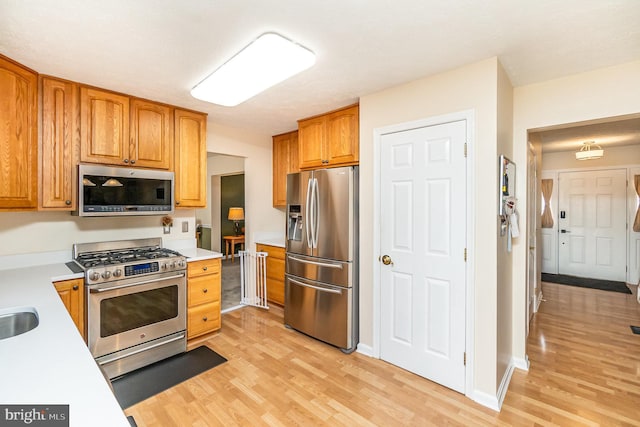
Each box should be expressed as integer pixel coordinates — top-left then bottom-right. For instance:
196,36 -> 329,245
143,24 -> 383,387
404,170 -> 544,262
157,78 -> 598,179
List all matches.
464,352 -> 466,366
464,248 -> 467,262
464,143 -> 467,157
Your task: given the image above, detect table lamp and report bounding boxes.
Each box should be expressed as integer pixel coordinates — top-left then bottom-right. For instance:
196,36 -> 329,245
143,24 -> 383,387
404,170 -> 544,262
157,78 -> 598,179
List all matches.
228,207 -> 244,235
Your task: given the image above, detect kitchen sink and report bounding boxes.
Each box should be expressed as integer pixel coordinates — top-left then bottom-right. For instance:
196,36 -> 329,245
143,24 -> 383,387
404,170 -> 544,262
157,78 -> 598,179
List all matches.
0,308 -> 39,340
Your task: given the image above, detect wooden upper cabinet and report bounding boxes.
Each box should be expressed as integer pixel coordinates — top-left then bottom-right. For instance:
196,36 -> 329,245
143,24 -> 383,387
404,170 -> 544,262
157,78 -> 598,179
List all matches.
130,99 -> 173,169
80,88 -> 173,169
0,55 -> 38,210
174,109 -> 207,208
272,130 -> 299,207
298,104 -> 359,170
40,76 -> 79,210
80,87 -> 130,166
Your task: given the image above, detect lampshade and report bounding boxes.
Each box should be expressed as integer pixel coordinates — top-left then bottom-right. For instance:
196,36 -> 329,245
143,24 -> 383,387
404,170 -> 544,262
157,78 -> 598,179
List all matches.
190,32 -> 316,106
575,141 -> 604,160
228,207 -> 245,221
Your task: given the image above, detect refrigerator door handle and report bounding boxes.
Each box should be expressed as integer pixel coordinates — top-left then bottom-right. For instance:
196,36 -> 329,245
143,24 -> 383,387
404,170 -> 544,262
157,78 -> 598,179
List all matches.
305,177 -> 313,248
288,277 -> 343,294
287,255 -> 344,269
312,177 -> 320,248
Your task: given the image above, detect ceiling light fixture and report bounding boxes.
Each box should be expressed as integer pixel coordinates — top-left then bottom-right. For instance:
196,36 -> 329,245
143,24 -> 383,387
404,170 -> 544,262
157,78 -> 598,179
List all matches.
190,32 -> 316,107
575,141 -> 604,160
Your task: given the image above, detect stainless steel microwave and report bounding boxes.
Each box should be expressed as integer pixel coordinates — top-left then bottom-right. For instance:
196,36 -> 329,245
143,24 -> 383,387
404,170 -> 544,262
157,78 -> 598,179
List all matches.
75,164 -> 174,216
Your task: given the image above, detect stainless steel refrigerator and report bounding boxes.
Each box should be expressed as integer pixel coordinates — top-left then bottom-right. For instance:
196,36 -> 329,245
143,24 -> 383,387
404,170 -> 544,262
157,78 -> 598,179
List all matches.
285,166 -> 358,353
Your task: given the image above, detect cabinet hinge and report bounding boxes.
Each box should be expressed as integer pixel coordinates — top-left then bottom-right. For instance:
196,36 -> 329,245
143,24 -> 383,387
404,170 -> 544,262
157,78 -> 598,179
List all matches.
464,352 -> 466,366
464,143 -> 467,157
464,248 -> 467,262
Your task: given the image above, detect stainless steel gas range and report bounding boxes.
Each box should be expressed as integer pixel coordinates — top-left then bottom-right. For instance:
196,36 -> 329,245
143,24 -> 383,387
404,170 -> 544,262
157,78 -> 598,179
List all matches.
73,238 -> 187,379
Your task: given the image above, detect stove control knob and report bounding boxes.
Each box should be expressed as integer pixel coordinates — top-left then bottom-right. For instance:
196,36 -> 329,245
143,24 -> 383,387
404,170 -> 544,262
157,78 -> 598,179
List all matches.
161,263 -> 167,270
170,261 -> 176,269
113,269 -> 122,278
89,271 -> 101,282
177,260 -> 186,268
102,271 -> 112,280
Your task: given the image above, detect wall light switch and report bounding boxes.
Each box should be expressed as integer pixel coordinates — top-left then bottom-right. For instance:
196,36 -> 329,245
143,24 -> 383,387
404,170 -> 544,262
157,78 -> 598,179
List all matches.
182,221 -> 189,233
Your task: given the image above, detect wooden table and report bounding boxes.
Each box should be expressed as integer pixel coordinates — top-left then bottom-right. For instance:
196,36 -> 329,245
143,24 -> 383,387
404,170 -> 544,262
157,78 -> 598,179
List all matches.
223,235 -> 245,262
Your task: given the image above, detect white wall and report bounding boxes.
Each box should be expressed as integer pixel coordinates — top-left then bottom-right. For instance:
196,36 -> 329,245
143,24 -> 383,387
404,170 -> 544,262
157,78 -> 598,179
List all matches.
360,57 -> 502,402
512,60 -> 640,363
195,154 -> 245,228
205,122 -> 285,252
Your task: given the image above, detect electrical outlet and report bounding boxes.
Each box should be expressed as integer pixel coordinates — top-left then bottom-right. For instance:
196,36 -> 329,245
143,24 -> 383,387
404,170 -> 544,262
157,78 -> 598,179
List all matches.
182,221 -> 189,233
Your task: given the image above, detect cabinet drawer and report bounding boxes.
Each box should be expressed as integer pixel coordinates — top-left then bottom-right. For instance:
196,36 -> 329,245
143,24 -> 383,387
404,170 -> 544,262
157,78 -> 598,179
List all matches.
188,274 -> 220,306
188,258 -> 221,278
187,302 -> 220,339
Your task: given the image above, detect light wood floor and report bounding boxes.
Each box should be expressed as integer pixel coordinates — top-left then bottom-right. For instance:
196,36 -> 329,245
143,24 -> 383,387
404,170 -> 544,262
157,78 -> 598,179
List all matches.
125,283 -> 640,426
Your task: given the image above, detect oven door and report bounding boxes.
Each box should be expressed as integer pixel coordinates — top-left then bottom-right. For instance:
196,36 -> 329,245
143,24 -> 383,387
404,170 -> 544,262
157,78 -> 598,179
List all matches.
87,271 -> 186,359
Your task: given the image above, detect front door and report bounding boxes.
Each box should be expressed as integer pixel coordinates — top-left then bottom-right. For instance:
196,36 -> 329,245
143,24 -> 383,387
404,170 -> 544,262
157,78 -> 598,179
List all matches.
558,169 -> 627,281
379,119 -> 467,393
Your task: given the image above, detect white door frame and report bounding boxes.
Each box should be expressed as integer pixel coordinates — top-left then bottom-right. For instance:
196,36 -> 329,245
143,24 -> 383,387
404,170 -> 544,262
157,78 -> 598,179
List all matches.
372,109 -> 475,397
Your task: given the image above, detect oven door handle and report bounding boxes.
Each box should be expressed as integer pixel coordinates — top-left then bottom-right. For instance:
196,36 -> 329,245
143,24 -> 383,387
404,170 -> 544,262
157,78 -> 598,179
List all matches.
96,333 -> 186,366
89,273 -> 186,293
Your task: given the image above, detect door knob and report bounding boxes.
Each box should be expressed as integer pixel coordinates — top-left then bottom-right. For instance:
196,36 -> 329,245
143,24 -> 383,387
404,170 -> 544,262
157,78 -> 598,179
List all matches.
380,255 -> 393,266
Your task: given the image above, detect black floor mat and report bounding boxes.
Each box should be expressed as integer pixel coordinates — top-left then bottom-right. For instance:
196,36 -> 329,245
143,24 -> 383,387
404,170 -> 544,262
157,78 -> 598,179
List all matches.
541,273 -> 631,294
111,346 -> 227,409
631,326 -> 640,335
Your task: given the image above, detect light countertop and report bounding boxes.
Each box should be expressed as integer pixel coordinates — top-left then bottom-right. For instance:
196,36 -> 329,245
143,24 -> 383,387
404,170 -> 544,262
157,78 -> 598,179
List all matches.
255,238 -> 285,248
0,244 -> 221,426
0,263 -> 130,427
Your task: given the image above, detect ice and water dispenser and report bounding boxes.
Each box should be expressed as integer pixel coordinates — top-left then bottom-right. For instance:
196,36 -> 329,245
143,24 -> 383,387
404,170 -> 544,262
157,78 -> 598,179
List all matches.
288,205 -> 302,242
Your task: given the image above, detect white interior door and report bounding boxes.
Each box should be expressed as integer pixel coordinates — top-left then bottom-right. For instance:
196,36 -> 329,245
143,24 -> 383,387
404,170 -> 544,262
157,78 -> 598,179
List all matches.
558,169 -> 627,281
379,119 -> 466,393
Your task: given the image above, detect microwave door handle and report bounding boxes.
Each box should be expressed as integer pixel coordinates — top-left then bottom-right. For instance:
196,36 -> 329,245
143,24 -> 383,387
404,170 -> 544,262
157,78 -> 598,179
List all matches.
305,177 -> 313,249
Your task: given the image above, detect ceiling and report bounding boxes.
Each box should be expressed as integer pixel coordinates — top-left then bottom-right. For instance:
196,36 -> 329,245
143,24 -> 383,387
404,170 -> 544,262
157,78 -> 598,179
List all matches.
1,0 -> 639,137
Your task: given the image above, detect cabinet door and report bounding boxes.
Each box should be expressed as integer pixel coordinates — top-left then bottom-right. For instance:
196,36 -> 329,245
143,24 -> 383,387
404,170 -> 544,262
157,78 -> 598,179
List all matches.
326,105 -> 359,166
41,77 -> 78,210
80,86 -> 130,166
289,131 -> 299,174
272,132 -> 291,207
0,56 -> 38,209
54,278 -> 85,339
174,109 -> 207,208
298,116 -> 326,169
257,244 -> 285,305
130,99 -> 173,169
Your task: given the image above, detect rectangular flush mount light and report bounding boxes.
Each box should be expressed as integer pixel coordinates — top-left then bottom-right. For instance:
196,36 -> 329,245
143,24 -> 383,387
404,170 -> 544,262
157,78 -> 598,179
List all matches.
191,32 -> 315,106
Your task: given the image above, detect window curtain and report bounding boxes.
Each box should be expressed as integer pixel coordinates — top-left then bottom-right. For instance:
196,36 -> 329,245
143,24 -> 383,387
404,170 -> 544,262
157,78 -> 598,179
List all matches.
541,179 -> 554,228
634,175 -> 640,232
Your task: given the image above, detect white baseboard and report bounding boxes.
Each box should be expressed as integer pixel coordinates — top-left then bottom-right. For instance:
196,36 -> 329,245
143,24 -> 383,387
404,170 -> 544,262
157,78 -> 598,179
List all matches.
535,290 -> 543,312
513,355 -> 530,371
356,343 -> 374,357
470,390 -> 500,412
496,360 -> 516,409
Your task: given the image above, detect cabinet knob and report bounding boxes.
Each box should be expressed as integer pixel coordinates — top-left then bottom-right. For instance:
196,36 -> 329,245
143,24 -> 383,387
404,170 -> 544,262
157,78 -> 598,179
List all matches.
202,316 -> 208,322
131,159 -> 136,164
203,266 -> 208,271
176,201 -> 180,205
203,288 -> 208,293
123,159 -> 129,164
72,285 -> 79,290
65,200 -> 71,205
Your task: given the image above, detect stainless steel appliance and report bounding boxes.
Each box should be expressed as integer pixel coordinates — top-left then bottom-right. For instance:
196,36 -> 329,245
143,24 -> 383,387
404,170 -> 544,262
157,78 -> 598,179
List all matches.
73,238 -> 186,379
75,164 -> 174,216
285,166 -> 358,353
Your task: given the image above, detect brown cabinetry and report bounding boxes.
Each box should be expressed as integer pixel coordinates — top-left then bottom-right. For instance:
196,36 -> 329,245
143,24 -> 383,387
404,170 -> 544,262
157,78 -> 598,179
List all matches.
187,258 -> 221,339
272,130 -> 299,207
80,87 -> 173,169
174,109 -> 207,208
298,104 -> 359,170
256,244 -> 285,306
0,55 -> 38,210
40,76 -> 79,210
53,278 -> 85,340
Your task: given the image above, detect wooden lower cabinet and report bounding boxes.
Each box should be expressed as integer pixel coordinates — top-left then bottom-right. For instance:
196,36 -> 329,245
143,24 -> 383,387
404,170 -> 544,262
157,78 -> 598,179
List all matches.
53,278 -> 85,340
187,258 -> 221,339
256,244 -> 285,306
